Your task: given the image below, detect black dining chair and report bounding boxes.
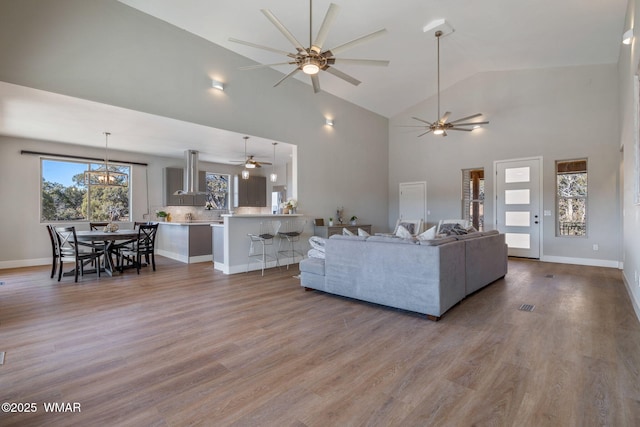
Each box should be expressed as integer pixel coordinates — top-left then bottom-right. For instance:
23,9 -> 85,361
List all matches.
46,224 -> 60,278
54,226 -> 105,282
118,223 -> 159,274
89,222 -> 109,230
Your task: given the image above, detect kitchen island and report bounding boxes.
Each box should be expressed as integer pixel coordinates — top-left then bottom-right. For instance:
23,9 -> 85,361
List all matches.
156,221 -> 220,263
213,214 -> 308,274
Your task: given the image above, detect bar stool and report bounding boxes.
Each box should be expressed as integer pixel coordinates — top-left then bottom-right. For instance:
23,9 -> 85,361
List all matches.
247,221 -> 281,276
277,219 -> 306,269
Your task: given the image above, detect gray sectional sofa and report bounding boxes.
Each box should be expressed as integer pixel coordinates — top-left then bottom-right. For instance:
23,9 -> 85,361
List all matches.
299,230 -> 507,320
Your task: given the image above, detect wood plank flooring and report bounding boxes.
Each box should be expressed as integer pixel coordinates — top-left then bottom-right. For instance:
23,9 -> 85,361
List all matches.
1,257 -> 639,426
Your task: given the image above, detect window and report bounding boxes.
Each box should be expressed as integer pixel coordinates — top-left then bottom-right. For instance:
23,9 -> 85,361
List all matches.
41,158 -> 131,222
205,173 -> 230,210
556,159 -> 587,236
462,168 -> 484,230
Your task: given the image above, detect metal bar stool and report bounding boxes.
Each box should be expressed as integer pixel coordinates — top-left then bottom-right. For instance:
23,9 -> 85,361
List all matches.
247,221 -> 281,276
277,219 -> 306,269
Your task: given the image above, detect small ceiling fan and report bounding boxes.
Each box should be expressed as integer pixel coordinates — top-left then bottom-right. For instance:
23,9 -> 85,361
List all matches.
231,136 -> 272,169
229,0 -> 389,93
411,30 -> 489,137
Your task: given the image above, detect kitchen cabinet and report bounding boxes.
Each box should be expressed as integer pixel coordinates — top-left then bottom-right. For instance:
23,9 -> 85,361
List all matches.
164,167 -> 207,206
233,175 -> 267,207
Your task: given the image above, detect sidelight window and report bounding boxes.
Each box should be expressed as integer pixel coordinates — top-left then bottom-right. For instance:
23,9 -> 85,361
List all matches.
462,168 -> 484,231
556,159 -> 587,236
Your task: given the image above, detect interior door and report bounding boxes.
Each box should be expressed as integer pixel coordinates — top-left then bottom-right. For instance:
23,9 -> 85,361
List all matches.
495,158 -> 541,258
399,181 -> 427,231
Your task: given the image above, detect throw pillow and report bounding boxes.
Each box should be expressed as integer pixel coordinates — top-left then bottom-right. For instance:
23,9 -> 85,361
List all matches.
358,227 -> 370,237
309,236 -> 326,252
439,223 -> 468,236
417,226 -> 436,241
399,222 -> 417,235
343,227 -> 355,236
395,225 -> 412,239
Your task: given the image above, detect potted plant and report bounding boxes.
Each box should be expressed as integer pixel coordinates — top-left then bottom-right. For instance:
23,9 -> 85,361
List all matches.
350,215 -> 358,225
156,210 -> 168,221
329,217 -> 334,226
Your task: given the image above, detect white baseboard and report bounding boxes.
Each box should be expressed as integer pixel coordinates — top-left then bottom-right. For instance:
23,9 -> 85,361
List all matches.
622,271 -> 640,323
540,255 -> 620,269
0,258 -> 50,270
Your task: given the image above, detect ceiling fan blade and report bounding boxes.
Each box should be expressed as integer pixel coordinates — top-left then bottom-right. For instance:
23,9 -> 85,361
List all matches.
330,58 -> 390,67
312,3 -> 340,53
239,62 -> 295,70
323,66 -> 361,86
261,9 -> 307,53
449,121 -> 490,127
448,127 -> 473,132
412,117 -> 433,125
448,113 -> 483,124
418,129 -> 433,137
440,112 -> 451,123
228,38 -> 293,57
311,74 -> 321,93
273,68 -> 300,87
324,28 -> 387,56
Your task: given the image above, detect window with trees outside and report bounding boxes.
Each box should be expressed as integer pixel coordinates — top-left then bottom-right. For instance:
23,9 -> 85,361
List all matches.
556,159 -> 587,236
41,158 -> 131,222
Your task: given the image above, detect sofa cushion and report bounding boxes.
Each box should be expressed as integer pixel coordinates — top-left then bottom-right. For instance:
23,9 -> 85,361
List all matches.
418,236 -> 457,246
367,235 -> 417,244
329,234 -> 368,241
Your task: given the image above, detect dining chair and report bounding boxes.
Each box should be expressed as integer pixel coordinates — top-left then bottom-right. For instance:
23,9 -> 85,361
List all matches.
46,224 -> 60,278
118,223 -> 159,274
54,226 -> 104,282
89,222 -> 109,231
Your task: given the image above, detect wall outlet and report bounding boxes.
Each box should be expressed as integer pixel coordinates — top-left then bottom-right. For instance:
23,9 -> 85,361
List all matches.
592,244 -> 599,251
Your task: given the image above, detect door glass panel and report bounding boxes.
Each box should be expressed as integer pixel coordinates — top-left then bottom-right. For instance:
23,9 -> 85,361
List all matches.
505,189 -> 530,205
505,211 -> 530,227
506,232 -> 531,249
505,167 -> 530,183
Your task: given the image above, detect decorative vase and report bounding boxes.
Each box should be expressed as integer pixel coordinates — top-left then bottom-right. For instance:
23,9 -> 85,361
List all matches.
351,220 -> 357,225
283,207 -> 289,214
329,221 -> 334,226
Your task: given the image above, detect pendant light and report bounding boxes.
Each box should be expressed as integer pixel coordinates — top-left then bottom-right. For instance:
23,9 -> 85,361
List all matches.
84,132 -> 128,187
241,136 -> 250,179
270,142 -> 278,182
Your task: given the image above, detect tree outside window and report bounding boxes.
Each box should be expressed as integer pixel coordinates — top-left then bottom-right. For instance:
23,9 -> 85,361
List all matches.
41,159 -> 130,222
556,159 -> 587,236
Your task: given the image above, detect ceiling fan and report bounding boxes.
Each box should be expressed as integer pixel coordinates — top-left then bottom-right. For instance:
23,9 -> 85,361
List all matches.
411,30 -> 489,137
231,136 -> 272,169
229,0 -> 389,93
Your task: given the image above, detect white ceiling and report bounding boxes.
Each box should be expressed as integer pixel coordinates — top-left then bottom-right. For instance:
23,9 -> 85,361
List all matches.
0,0 -> 628,163
120,0 -> 627,118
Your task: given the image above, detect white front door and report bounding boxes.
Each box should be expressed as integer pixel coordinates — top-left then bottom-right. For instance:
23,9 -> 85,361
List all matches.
399,181 -> 427,231
495,158 -> 541,258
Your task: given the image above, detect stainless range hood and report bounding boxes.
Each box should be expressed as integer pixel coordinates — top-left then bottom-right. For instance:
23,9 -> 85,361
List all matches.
174,149 -> 207,195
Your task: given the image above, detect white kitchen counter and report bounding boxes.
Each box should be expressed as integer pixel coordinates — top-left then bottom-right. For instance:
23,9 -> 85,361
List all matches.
214,213 -> 309,274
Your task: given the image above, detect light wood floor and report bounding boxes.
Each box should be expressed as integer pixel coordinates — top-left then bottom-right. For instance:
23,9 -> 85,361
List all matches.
1,257 -> 639,426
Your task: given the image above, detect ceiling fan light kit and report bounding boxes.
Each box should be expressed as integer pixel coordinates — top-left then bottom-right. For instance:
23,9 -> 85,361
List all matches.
410,22 -> 489,137
230,0 -> 389,93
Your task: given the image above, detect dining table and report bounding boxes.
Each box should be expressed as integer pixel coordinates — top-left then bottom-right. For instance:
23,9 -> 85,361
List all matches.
73,229 -> 140,276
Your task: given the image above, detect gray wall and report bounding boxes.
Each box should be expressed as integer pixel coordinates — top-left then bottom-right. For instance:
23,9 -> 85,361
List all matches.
389,64 -> 621,266
0,0 -> 389,266
620,0 -> 640,318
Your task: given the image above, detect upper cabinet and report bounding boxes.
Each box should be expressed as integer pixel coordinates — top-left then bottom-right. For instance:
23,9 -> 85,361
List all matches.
233,175 -> 267,207
164,167 -> 207,206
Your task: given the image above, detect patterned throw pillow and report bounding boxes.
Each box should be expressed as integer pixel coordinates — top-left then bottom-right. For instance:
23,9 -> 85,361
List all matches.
399,222 -> 417,235
439,223 -> 468,236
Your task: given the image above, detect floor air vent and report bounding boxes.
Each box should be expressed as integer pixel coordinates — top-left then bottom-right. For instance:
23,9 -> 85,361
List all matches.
0,352 -> 5,365
518,304 -> 535,312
